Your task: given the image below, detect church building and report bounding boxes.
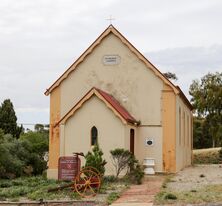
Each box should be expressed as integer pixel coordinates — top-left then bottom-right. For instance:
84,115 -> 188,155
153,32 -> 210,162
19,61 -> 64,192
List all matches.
45,25 -> 193,179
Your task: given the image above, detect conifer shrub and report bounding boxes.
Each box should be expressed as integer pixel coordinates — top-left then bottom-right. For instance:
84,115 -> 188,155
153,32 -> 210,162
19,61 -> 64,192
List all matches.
84,144 -> 107,175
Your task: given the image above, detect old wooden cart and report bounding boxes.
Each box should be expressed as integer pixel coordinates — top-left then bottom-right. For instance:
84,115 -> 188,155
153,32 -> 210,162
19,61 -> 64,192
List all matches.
48,152 -> 102,198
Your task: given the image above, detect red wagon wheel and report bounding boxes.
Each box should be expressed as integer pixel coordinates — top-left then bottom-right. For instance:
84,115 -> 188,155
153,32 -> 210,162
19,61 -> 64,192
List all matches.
74,169 -> 101,198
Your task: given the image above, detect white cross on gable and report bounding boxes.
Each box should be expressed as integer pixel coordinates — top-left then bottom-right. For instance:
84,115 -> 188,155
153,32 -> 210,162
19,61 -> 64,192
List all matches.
106,15 -> 115,24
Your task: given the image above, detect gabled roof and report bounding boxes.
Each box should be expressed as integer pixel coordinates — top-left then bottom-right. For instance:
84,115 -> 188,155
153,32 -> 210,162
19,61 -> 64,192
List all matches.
176,86 -> 193,110
45,24 -> 192,111
45,24 -> 178,96
54,87 -> 139,127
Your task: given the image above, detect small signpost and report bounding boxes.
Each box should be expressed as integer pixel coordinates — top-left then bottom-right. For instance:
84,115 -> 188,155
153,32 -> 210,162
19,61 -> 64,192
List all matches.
58,156 -> 80,180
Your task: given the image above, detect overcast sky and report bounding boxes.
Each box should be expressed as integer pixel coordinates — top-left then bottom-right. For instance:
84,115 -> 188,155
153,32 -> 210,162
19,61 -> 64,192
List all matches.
0,0 -> 222,128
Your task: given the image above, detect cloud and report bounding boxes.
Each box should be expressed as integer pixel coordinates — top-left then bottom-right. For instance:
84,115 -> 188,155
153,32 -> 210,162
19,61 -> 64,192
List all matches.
145,45 -> 222,97
0,0 -> 222,125
16,107 -> 49,130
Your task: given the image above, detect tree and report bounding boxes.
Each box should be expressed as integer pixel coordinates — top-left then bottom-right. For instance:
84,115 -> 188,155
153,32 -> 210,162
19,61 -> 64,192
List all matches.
34,124 -> 45,132
0,99 -> 22,138
20,130 -> 49,159
189,72 -> 222,147
193,117 -> 212,149
0,129 -> 48,178
163,72 -> 178,81
84,144 -> 107,175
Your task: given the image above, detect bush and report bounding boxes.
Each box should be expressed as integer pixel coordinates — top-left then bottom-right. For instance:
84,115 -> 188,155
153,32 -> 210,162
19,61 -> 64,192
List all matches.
110,148 -> 144,184
106,192 -> 120,205
0,129 -> 48,178
110,148 -> 133,177
0,134 -> 26,178
127,163 -> 144,184
84,144 -> 107,175
164,193 -> 177,200
20,131 -> 48,158
103,175 -> 117,183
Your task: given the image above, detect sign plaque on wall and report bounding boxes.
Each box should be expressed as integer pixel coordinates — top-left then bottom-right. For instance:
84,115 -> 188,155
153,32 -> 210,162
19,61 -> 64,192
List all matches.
58,156 -> 80,180
102,55 -> 121,65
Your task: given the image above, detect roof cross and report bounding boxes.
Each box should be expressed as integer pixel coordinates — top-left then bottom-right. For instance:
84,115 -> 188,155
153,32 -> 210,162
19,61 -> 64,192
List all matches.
106,15 -> 115,24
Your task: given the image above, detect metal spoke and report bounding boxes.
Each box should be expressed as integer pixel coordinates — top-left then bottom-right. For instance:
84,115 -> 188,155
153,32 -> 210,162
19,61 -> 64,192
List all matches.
88,174 -> 93,181
88,185 -> 96,194
75,183 -> 85,186
83,184 -> 88,193
90,181 -> 100,185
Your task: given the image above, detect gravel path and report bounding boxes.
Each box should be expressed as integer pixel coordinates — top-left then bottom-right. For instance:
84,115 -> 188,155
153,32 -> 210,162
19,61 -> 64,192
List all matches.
168,164 -> 222,192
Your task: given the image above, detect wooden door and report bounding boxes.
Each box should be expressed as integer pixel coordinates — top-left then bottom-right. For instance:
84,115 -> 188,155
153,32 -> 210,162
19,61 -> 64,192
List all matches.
130,129 -> 135,155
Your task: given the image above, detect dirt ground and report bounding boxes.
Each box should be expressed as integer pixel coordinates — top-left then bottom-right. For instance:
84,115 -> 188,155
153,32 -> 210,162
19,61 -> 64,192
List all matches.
168,164 -> 222,192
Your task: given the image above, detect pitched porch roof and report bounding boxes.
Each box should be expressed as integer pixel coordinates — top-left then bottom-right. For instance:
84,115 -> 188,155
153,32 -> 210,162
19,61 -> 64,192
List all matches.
54,87 -> 139,127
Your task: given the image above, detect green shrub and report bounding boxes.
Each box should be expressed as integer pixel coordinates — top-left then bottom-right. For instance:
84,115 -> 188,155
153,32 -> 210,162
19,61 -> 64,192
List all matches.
106,192 -> 120,205
11,179 -> 24,186
0,134 -> 26,178
127,162 -> 144,185
103,175 -> 117,183
20,131 -> 48,158
110,148 -> 133,177
84,144 -> 107,175
0,130 -> 48,178
164,193 -> 177,200
110,148 -> 144,184
0,180 -> 12,188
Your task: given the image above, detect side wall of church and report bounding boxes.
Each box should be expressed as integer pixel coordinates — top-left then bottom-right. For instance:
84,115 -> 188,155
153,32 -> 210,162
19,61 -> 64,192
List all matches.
162,84 -> 176,172
175,96 -> 193,172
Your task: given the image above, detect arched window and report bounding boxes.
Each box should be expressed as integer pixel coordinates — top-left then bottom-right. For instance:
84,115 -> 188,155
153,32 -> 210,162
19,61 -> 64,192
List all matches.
91,126 -> 98,146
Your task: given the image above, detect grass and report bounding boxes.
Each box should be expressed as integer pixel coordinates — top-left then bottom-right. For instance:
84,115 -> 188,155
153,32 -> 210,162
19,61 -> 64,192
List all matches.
193,147 -> 222,164
0,176 -> 81,201
155,149 -> 222,205
106,192 -> 120,205
155,184 -> 222,205
0,175 -> 128,203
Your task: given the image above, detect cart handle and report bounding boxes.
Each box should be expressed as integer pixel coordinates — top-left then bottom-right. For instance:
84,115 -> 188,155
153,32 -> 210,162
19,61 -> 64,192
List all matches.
73,152 -> 85,157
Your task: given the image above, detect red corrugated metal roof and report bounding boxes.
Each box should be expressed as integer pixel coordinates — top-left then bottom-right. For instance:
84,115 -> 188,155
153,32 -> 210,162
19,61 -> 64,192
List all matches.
95,88 -> 138,124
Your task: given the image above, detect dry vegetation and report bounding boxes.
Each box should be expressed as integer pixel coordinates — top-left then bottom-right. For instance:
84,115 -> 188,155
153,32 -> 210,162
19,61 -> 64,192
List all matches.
193,147 -> 222,164
155,148 -> 222,205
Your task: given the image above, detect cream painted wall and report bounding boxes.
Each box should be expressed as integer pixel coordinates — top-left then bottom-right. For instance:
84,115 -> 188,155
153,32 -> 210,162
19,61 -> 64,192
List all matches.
137,126 -> 163,172
175,96 -> 192,172
62,96 -> 126,175
60,33 -> 163,126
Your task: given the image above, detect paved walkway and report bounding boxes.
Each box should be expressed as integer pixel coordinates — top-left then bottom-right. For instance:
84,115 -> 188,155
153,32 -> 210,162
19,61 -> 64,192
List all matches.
111,175 -> 165,206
